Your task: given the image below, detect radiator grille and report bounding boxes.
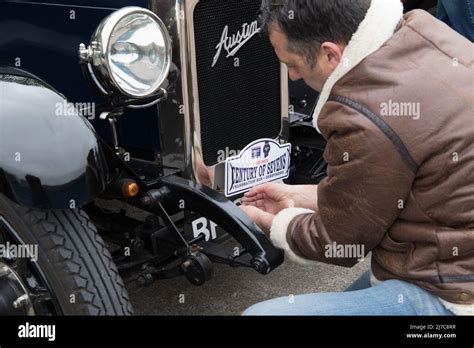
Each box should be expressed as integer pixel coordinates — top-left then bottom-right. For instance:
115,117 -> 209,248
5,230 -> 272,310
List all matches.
193,0 -> 282,166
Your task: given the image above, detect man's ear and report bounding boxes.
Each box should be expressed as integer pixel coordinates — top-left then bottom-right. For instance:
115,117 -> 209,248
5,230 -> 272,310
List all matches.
320,42 -> 344,70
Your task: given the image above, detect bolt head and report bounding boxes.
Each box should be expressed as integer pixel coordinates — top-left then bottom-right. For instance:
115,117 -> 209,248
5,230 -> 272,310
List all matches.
13,294 -> 29,309
0,265 -> 11,278
78,43 -> 91,63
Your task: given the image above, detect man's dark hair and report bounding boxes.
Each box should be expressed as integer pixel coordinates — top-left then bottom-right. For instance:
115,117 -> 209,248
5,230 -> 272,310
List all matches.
259,0 -> 371,67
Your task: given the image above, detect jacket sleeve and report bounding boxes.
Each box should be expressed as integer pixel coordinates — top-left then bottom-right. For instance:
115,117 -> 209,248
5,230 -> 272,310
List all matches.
270,102 -> 415,267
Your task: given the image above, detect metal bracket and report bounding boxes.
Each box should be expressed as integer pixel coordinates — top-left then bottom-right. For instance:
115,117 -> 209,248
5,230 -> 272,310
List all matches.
155,175 -> 284,274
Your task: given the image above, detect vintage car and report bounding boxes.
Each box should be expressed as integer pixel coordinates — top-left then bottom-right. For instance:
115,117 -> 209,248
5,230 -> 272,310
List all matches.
0,0 -> 438,316
0,0 -> 320,316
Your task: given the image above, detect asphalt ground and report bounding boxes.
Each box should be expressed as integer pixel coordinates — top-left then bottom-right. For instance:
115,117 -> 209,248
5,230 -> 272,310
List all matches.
127,252 -> 371,315
100,199 -> 371,315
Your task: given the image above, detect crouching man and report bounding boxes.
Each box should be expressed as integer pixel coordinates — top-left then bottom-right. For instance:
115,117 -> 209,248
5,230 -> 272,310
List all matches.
241,0 -> 474,315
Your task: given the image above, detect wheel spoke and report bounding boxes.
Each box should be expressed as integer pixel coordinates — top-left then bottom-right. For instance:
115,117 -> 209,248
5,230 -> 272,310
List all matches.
31,290 -> 51,304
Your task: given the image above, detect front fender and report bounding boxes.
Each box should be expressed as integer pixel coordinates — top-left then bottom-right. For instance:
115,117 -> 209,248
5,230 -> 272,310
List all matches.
159,175 -> 284,274
0,67 -> 108,209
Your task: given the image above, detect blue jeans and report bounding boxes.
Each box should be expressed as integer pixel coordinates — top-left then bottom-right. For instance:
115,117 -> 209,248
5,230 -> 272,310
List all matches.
437,0 -> 474,42
242,271 -> 454,315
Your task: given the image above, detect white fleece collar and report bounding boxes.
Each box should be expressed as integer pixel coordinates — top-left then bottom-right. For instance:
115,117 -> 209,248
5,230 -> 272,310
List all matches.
312,0 -> 404,132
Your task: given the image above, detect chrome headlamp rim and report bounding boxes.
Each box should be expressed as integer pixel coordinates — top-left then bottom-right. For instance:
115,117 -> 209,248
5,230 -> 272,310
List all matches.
86,6 -> 172,99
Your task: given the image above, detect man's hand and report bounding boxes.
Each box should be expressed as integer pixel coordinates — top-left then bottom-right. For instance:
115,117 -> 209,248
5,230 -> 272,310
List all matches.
240,183 -> 295,214
240,205 -> 275,236
240,182 -> 318,214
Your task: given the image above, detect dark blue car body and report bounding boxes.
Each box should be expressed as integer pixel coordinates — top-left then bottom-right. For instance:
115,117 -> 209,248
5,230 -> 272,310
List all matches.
0,0 -> 161,156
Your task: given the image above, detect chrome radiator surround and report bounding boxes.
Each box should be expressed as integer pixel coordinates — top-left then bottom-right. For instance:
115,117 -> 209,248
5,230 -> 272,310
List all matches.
150,0 -> 289,191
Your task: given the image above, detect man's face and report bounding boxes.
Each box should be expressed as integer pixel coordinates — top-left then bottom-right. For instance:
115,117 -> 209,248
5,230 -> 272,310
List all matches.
268,23 -> 344,92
